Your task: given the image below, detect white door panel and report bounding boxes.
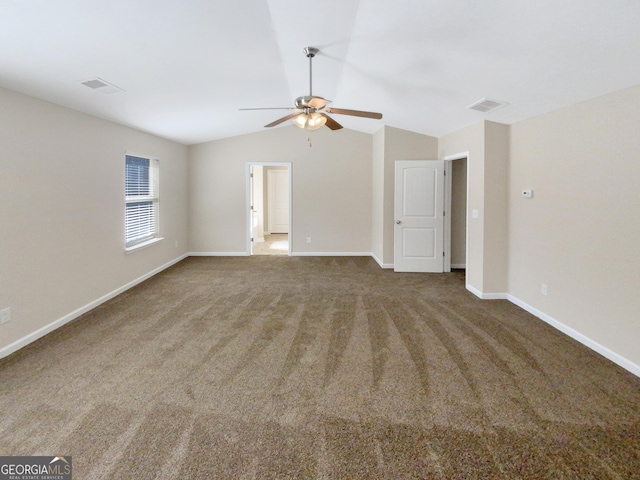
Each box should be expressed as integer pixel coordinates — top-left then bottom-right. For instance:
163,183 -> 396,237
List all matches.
394,160 -> 444,272
403,228 -> 436,258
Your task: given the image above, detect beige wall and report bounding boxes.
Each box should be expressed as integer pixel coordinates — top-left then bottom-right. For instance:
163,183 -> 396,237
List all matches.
188,126 -> 373,254
439,122 -> 486,291
483,122 -> 509,293
371,128 -> 385,263
0,87 -> 189,355
509,84 -> 640,367
438,121 -> 509,294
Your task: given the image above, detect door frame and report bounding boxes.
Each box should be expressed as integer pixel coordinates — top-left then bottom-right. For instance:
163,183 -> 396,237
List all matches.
443,152 -> 469,273
246,162 -> 292,256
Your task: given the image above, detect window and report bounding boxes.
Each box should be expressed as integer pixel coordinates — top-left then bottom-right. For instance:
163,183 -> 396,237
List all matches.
125,154 -> 159,249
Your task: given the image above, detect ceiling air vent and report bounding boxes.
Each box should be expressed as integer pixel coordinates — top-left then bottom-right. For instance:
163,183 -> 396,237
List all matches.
467,98 -> 508,113
79,77 -> 124,94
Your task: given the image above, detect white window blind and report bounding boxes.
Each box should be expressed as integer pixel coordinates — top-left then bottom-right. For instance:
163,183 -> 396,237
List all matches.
125,154 -> 159,248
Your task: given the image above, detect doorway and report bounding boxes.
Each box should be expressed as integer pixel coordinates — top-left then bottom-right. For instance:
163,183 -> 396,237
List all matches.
246,162 -> 292,256
444,154 -> 468,272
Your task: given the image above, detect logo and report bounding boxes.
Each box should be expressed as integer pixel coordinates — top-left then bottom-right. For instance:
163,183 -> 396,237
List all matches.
0,456 -> 72,480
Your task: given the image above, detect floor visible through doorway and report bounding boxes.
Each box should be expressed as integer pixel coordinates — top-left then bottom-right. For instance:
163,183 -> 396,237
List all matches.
253,234 -> 288,256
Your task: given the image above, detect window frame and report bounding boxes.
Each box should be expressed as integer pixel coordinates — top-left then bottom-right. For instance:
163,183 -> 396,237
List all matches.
124,152 -> 162,252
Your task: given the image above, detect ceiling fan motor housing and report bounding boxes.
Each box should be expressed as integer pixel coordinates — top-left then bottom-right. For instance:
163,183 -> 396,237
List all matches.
295,95 -> 330,109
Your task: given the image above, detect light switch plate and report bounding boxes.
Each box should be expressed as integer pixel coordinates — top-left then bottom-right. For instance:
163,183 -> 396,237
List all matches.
522,189 -> 533,198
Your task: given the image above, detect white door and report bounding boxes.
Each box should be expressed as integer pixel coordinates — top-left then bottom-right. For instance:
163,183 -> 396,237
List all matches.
394,160 -> 445,272
268,169 -> 289,234
250,166 -> 265,248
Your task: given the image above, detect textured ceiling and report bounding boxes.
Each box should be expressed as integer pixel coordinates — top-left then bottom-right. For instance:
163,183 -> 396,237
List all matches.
2,0 -> 640,145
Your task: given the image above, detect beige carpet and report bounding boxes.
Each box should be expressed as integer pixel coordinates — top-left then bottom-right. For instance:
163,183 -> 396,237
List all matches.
1,256 -> 639,479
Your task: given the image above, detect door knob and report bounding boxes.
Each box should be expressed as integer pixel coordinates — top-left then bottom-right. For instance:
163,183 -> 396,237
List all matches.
396,220 -> 401,224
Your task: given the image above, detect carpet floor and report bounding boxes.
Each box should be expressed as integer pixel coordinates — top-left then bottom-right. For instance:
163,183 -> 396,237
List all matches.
1,256 -> 639,479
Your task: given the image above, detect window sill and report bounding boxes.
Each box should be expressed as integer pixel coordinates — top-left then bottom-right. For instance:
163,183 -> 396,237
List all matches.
125,237 -> 164,254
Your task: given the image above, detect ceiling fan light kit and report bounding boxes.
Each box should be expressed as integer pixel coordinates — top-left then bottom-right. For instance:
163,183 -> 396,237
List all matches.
241,47 -> 382,131
292,111 -> 326,130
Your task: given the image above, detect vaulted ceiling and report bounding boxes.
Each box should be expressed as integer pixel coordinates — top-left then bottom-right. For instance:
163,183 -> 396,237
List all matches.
2,0 -> 640,145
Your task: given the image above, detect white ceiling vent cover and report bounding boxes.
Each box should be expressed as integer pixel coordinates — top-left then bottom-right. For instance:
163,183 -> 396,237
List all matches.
467,98 -> 508,113
79,77 -> 124,94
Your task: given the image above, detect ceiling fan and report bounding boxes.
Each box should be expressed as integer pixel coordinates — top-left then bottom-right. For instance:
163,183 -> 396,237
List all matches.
240,47 -> 383,131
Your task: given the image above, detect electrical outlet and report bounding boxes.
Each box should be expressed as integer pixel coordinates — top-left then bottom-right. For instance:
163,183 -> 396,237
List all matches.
541,283 -> 548,296
0,308 -> 10,324
175,240 -> 179,248
306,237 -> 312,244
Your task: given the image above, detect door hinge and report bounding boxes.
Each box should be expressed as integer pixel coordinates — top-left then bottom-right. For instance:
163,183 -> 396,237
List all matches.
251,237 -> 254,242
250,173 -> 254,178
443,251 -> 445,257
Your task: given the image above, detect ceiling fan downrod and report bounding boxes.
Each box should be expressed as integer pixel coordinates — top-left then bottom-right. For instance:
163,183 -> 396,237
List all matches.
304,47 -> 319,96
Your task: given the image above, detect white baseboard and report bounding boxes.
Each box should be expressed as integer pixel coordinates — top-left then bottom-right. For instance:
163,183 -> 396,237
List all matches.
292,251 -> 372,257
446,283 -> 639,378
507,295 -> 640,378
466,284 -> 483,298
451,263 -> 466,269
466,284 -> 508,300
481,292 -> 509,300
0,254 -> 189,360
190,252 -> 372,257
371,253 -> 393,269
189,252 -> 250,256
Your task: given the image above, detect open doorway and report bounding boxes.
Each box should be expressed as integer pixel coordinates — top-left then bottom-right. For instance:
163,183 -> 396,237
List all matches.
444,155 -> 468,272
246,162 -> 292,256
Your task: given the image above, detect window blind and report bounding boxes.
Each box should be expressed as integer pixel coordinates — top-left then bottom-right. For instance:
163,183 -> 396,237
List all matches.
125,155 -> 159,247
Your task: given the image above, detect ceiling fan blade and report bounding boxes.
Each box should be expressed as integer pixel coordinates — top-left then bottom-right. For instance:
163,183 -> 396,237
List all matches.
265,112 -> 302,128
325,107 -> 383,119
321,114 -> 343,130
